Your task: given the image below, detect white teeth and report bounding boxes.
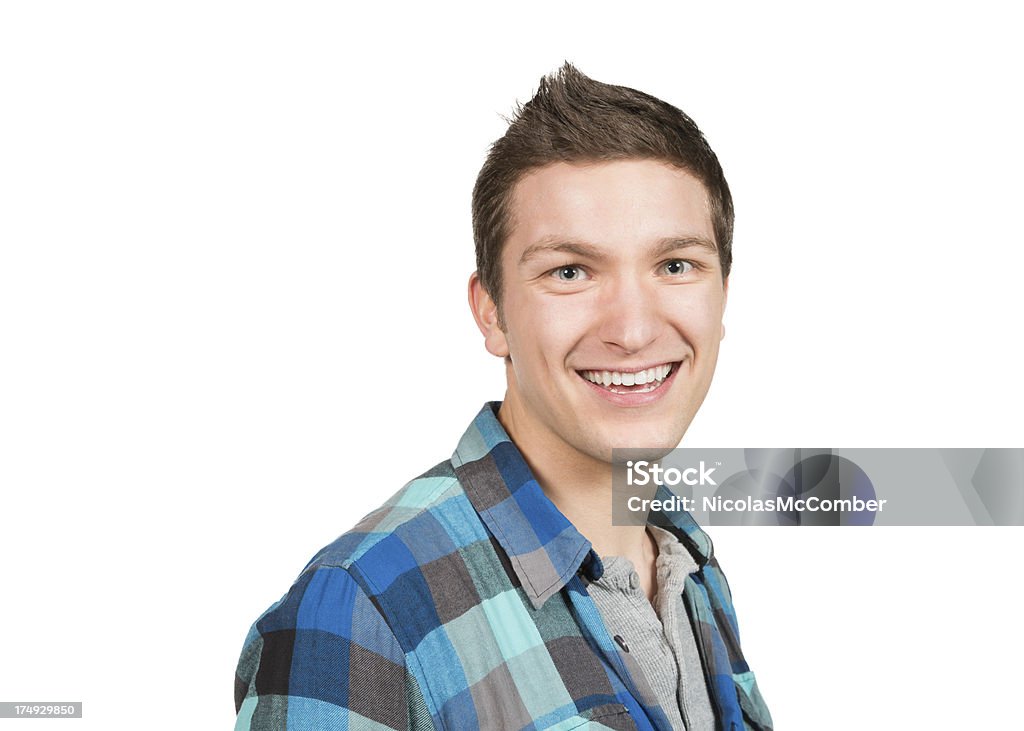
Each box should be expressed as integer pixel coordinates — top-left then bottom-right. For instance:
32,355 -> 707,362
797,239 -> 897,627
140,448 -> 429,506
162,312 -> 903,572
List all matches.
581,363 -> 676,389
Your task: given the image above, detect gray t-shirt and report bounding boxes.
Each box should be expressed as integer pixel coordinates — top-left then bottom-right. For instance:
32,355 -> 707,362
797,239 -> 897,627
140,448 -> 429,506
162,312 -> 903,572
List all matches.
587,524 -> 715,730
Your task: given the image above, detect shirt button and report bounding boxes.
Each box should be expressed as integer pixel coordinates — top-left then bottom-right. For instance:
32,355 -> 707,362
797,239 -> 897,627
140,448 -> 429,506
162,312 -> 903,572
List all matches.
629,572 -> 640,591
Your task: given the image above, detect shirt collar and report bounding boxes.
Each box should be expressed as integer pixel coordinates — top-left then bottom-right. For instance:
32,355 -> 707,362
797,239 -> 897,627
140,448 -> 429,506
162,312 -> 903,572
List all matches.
452,402 -> 714,610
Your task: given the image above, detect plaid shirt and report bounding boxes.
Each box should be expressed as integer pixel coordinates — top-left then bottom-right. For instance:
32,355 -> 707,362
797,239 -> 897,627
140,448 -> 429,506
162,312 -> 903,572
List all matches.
234,402 -> 773,730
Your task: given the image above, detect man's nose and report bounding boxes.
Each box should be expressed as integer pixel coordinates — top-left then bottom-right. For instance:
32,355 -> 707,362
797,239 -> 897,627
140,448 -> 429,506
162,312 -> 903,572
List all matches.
596,277 -> 661,355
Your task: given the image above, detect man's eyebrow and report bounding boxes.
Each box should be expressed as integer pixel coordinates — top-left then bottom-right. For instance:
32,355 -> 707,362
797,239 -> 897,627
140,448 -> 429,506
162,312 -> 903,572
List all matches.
518,236 -> 718,266
650,236 -> 719,258
518,240 -> 609,265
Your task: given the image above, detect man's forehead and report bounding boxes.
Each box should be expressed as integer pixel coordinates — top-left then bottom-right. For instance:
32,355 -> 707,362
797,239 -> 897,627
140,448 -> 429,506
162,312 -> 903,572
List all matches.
505,160 -> 716,258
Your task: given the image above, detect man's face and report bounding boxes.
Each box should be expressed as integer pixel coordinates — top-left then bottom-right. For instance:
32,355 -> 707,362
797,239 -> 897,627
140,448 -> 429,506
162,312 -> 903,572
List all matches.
473,159 -> 728,466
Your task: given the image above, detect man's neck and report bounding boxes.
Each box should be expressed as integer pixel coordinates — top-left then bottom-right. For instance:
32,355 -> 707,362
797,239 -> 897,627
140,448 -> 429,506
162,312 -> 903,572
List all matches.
496,395 -> 654,574
533,452 -> 660,602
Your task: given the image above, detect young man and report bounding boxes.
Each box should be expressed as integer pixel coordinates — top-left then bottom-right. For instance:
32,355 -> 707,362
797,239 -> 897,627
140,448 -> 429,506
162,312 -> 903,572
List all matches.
234,64 -> 772,730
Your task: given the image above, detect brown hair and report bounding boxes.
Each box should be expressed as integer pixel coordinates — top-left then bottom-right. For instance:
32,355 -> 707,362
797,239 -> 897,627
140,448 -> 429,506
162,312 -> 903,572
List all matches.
472,62 -> 733,316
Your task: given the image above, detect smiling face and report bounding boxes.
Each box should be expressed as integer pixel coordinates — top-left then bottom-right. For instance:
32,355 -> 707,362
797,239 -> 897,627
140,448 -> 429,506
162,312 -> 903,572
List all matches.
470,159 -> 728,470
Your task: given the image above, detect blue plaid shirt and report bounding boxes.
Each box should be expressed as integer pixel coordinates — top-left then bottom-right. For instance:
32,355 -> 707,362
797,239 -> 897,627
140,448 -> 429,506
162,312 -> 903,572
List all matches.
235,402 -> 773,730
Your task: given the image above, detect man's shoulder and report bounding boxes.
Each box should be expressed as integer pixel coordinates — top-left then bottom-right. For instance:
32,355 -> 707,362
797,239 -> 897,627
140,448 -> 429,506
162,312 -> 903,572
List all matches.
301,458 -> 486,586
234,463 -> 469,728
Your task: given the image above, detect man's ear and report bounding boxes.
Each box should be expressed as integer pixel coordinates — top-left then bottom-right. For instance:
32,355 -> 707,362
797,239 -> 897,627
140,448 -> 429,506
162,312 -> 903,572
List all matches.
721,276 -> 729,341
468,272 -> 510,358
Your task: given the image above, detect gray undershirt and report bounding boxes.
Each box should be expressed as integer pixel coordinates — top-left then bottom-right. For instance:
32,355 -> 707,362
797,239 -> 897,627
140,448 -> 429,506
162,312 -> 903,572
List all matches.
588,524 -> 715,731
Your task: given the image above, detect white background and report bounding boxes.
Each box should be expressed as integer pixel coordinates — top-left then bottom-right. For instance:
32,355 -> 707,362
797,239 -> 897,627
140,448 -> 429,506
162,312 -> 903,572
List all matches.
2,2 -> 1022,729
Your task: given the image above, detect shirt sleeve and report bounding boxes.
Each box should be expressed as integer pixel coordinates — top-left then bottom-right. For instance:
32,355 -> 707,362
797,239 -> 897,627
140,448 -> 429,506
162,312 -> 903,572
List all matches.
234,564 -> 425,730
705,557 -> 774,731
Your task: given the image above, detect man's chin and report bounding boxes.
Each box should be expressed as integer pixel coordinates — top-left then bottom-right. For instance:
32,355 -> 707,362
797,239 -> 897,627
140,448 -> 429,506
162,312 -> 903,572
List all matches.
573,417 -> 684,463
586,430 -> 676,464
607,444 -> 677,465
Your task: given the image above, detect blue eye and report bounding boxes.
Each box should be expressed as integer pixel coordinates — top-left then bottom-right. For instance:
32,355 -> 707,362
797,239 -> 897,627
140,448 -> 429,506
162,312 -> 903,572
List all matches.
663,259 -> 693,276
553,265 -> 589,282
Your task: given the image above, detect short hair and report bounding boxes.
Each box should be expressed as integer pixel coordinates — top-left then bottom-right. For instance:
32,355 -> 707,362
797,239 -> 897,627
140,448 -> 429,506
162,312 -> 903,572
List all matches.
472,62 -> 733,317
